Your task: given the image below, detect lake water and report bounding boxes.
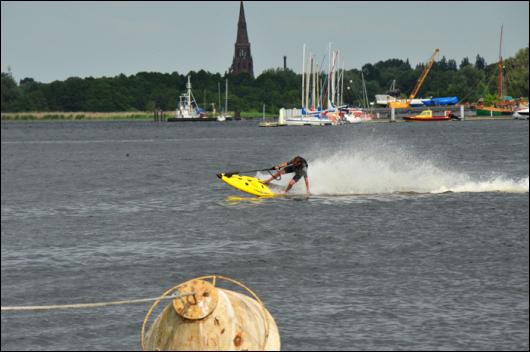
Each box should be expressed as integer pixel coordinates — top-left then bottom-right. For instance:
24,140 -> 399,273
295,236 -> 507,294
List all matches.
1,119 -> 528,351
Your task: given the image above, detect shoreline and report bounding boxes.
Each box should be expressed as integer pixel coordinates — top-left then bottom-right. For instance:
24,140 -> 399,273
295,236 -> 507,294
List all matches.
0,111 -> 277,121
1,112 -> 520,122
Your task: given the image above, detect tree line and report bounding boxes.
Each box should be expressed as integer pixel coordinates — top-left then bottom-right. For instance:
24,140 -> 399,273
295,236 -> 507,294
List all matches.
1,47 -> 528,113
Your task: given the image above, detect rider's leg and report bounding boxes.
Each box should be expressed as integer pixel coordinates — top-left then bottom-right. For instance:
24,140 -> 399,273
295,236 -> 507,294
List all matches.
283,178 -> 297,193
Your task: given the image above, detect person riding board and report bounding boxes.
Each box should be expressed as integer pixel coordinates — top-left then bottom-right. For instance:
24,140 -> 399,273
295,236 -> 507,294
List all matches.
262,156 -> 311,195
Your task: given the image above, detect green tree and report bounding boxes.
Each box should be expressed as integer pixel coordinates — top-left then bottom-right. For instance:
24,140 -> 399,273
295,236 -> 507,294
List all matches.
460,57 -> 471,69
1,71 -> 20,111
504,46 -> 529,98
475,54 -> 487,70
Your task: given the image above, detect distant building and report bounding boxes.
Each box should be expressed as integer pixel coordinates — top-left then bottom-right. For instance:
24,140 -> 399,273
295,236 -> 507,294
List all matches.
229,1 -> 254,77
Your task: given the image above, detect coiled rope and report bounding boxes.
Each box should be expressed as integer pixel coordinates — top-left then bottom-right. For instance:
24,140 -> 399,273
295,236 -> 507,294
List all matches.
1,292 -> 195,312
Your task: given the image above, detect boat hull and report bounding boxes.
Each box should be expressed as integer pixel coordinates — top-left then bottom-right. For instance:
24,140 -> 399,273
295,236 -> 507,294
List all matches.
167,118 -> 218,122
285,118 -> 333,126
388,101 -> 410,109
403,116 -> 451,121
513,108 -> 529,120
403,109 -> 455,121
475,107 -> 513,116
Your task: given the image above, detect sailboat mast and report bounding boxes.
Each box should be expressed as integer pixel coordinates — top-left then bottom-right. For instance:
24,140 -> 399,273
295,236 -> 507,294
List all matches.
336,54 -> 341,106
306,54 -> 311,110
327,42 -> 332,110
341,61 -> 345,107
306,53 -> 311,111
331,51 -> 337,107
302,44 -> 306,108
311,58 -> 317,110
361,71 -> 368,109
317,68 -> 320,109
218,82 -> 221,113
225,79 -> 228,115
187,76 -> 192,114
497,24 -> 504,98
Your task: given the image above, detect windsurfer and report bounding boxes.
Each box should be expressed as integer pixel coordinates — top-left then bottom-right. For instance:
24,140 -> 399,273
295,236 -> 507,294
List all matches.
262,156 -> 311,195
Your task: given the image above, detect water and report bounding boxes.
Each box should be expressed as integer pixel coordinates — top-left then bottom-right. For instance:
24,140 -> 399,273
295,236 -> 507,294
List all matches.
1,120 -> 528,351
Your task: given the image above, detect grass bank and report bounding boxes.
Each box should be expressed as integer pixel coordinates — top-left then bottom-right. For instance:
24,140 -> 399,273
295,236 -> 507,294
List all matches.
1,111 -> 277,121
1,111 -> 153,121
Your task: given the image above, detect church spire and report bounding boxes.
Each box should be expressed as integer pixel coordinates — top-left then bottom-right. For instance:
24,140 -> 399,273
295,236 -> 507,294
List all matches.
229,1 -> 253,77
237,1 -> 248,43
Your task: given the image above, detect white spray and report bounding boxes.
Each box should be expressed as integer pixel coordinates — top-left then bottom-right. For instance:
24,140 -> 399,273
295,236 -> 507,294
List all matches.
260,144 -> 529,195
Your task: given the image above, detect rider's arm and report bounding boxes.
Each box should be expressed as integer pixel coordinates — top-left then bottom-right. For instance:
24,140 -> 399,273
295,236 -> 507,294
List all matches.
304,175 -> 311,194
275,161 -> 289,169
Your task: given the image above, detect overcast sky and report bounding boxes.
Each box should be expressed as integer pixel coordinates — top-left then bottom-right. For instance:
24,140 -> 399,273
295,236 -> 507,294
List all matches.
2,1 -> 529,83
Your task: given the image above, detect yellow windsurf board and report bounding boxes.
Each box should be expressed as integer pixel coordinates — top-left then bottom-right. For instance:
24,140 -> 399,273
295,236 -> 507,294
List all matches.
217,173 -> 277,197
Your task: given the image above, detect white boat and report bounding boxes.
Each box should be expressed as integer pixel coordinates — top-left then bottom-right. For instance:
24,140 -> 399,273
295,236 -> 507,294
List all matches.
343,108 -> 373,124
375,94 -> 397,106
410,98 -> 425,107
513,107 -> 529,120
375,80 -> 400,106
217,79 -> 232,122
376,95 -> 427,107
279,108 -> 332,126
169,76 -> 214,121
279,43 -> 342,126
259,104 -> 280,127
344,114 -> 362,124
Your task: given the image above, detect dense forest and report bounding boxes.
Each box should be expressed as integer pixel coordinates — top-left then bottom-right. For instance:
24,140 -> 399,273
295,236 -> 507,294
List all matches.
1,47 -> 528,113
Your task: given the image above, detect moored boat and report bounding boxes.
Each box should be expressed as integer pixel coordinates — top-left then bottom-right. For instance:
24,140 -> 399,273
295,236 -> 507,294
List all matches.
388,100 -> 411,109
279,108 -> 333,126
403,109 -> 457,121
513,107 -> 529,120
167,76 -> 216,122
342,108 -> 374,124
475,105 -> 513,116
474,27 -> 516,118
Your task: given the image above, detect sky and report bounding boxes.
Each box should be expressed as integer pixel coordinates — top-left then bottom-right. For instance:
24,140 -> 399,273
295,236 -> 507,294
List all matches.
2,1 -> 529,83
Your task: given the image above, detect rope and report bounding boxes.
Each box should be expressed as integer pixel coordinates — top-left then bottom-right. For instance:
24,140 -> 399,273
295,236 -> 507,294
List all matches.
267,169 -> 282,181
1,292 -> 194,312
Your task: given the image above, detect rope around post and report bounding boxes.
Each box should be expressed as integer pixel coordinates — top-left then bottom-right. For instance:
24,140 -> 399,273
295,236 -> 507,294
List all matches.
1,292 -> 195,312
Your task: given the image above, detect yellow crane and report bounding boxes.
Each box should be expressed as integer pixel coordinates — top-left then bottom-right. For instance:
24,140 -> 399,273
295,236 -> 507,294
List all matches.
409,48 -> 439,99
389,48 -> 439,108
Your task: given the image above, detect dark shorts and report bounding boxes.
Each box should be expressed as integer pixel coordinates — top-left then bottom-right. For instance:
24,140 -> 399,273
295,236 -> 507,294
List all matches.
284,165 -> 307,182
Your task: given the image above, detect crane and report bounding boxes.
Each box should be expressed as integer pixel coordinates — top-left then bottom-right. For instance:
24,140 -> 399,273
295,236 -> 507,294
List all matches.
388,48 -> 439,109
409,48 -> 439,100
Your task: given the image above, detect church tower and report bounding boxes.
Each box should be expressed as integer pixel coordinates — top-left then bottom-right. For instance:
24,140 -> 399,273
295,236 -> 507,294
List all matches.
229,1 -> 254,77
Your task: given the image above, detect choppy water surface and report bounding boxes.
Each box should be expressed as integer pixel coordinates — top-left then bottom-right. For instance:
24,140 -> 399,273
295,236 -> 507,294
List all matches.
1,120 -> 528,351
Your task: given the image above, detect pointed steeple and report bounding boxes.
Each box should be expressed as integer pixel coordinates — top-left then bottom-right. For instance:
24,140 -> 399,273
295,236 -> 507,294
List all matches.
229,1 -> 253,77
237,1 -> 249,43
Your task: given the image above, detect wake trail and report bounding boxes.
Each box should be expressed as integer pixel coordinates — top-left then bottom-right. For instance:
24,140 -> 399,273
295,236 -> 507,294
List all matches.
258,148 -> 529,196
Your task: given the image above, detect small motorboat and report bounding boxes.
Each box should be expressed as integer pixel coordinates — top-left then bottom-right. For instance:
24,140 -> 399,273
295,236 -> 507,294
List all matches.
513,107 -> 529,120
403,110 -> 458,121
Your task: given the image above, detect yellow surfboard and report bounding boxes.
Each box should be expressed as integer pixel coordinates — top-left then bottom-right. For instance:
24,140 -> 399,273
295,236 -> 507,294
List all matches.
217,173 -> 277,197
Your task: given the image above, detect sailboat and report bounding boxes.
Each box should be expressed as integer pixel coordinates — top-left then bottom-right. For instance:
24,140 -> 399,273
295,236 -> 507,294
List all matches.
343,71 -> 375,123
476,25 -> 516,116
259,104 -> 279,127
215,82 -> 224,122
279,44 -> 334,126
217,79 -> 232,122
